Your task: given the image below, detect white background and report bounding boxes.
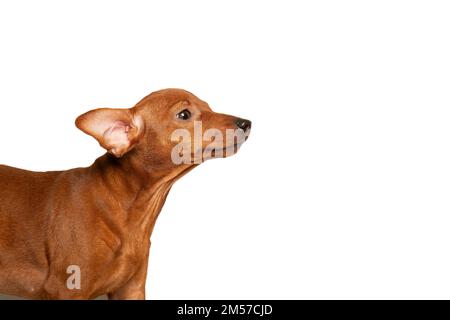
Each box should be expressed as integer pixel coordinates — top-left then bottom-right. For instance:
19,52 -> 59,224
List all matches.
0,0 -> 449,299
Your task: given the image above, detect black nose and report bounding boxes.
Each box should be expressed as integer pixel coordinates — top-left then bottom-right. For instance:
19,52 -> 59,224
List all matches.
235,118 -> 252,132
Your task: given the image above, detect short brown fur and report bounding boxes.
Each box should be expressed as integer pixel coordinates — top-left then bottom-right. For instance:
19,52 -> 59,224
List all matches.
0,89 -> 250,299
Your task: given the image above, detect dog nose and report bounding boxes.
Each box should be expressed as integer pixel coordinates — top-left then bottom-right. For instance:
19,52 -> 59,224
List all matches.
235,118 -> 252,132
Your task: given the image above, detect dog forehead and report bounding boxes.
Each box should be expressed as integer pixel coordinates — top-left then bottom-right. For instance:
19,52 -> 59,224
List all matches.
134,88 -> 210,113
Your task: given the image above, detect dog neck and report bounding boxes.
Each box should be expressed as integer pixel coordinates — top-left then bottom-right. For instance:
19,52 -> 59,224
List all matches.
91,153 -> 197,235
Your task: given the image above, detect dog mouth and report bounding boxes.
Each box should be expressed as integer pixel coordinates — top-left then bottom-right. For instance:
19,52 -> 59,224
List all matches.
210,143 -> 242,158
188,142 -> 245,163
187,130 -> 250,163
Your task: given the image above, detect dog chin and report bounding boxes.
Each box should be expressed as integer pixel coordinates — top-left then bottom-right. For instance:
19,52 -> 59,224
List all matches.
188,143 -> 245,163
208,143 -> 245,159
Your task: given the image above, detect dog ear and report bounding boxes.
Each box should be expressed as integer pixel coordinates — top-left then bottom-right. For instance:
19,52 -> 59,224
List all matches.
75,108 -> 143,157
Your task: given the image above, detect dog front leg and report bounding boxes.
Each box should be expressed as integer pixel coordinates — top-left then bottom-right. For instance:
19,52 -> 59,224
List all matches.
108,286 -> 145,300
108,258 -> 149,300
107,274 -> 147,300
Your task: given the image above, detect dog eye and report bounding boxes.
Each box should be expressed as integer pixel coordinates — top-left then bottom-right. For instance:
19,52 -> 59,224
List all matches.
176,109 -> 192,120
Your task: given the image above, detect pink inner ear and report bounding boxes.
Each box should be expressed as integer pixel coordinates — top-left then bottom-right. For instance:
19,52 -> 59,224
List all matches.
104,121 -> 131,150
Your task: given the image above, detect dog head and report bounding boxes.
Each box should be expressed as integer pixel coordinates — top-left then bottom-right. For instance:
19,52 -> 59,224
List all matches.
76,89 -> 251,168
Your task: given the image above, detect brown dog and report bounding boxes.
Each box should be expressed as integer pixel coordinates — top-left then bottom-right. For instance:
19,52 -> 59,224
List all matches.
0,89 -> 251,299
